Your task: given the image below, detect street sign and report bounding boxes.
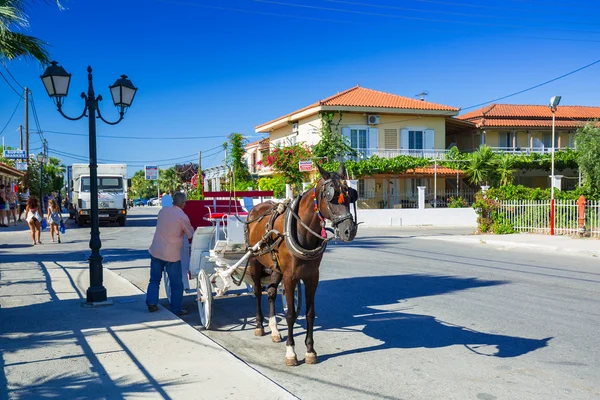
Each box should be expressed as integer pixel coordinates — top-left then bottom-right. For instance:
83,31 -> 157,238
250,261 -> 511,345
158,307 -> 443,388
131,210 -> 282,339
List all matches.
145,165 -> 158,180
3,149 -> 26,159
15,162 -> 27,171
191,174 -> 199,188
299,160 -> 313,172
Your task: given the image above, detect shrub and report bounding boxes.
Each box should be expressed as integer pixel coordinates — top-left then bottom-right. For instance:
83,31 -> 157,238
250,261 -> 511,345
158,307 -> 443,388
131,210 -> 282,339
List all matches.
448,196 -> 469,208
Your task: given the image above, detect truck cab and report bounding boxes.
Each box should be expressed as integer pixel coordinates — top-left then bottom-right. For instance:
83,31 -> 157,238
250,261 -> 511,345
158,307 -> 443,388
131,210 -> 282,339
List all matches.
71,164 -> 128,227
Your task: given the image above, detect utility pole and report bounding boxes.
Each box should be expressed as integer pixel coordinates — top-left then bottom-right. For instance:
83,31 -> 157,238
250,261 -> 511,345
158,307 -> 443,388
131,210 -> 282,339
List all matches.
19,125 -> 23,149
24,88 -> 29,187
198,151 -> 202,192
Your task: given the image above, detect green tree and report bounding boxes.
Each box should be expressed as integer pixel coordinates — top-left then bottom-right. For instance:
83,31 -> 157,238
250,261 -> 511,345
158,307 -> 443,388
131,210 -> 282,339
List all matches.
159,167 -> 181,195
27,155 -> 65,198
0,0 -> 64,64
465,145 -> 497,186
224,133 -> 252,186
574,122 -> 600,192
312,112 -> 356,162
129,169 -> 156,199
497,155 -> 515,186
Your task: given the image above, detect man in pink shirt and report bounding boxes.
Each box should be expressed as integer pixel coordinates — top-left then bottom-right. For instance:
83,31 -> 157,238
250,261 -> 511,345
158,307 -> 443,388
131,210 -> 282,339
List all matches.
146,192 -> 194,315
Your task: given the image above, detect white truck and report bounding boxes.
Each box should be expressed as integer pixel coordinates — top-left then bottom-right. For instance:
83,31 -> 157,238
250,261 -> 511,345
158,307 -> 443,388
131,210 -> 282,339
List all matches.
70,164 -> 129,227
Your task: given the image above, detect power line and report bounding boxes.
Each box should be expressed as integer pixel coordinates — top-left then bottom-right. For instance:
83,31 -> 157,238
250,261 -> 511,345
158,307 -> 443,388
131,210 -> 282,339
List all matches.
321,0 -> 600,26
461,58 -> 600,111
253,0 -> 600,34
0,98 -> 22,135
0,71 -> 24,99
2,67 -> 25,90
42,129 -> 255,140
154,0 -> 600,43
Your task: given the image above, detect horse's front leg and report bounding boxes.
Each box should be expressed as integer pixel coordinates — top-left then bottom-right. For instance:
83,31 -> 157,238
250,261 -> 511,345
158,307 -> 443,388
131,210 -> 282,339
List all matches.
284,277 -> 299,366
304,273 -> 319,364
267,270 -> 283,342
251,259 -> 265,337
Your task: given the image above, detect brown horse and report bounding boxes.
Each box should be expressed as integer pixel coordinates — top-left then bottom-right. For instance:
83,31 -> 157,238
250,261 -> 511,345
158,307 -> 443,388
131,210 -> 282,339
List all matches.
245,162 -> 359,366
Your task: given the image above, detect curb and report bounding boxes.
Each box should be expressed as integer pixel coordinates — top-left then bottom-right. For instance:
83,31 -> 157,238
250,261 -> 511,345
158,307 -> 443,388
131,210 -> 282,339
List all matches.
417,236 -> 600,258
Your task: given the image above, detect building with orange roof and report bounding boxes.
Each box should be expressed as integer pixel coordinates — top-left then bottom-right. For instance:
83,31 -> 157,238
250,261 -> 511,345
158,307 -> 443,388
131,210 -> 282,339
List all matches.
456,103 -> 600,152
454,103 -> 600,190
254,86 -> 469,208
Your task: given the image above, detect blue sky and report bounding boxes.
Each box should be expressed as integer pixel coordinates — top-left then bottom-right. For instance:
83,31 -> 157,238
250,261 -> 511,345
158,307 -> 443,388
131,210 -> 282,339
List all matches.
2,0 -> 600,177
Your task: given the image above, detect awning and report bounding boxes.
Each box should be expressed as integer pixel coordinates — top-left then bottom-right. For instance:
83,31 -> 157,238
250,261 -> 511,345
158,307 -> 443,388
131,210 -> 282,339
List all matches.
203,165 -> 229,180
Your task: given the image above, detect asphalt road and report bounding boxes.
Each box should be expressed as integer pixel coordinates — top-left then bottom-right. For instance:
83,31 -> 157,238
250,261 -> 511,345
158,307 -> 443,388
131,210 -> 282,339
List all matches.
12,207 -> 599,400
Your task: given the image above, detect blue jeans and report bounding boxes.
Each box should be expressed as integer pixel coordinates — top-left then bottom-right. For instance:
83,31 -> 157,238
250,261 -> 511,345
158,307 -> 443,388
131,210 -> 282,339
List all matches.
146,255 -> 184,313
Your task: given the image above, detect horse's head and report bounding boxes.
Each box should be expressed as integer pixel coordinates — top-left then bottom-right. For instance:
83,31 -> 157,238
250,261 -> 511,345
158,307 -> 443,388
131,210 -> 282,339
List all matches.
315,162 -> 359,242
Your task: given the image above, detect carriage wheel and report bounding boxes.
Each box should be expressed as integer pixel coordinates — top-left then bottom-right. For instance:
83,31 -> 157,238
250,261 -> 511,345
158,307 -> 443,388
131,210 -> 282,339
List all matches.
163,271 -> 172,303
197,270 -> 213,330
281,281 -> 303,316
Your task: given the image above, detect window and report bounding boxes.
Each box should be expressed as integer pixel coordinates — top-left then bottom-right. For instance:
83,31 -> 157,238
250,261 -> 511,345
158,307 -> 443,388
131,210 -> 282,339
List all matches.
408,130 -> 424,150
409,178 -> 426,194
358,179 -> 365,198
543,132 -> 558,148
350,129 -> 368,150
81,177 -> 123,192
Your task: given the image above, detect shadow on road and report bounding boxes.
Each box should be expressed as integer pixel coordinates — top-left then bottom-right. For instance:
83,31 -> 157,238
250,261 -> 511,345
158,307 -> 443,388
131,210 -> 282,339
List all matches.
195,274 -> 551,362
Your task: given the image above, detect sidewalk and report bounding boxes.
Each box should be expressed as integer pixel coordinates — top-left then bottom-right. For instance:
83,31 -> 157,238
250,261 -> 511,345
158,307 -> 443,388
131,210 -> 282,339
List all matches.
418,232 -> 600,258
0,258 -> 295,398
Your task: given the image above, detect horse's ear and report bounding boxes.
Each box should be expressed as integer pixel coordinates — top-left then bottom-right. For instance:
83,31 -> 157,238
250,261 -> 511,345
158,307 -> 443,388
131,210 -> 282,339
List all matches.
316,162 -> 331,180
337,161 -> 347,178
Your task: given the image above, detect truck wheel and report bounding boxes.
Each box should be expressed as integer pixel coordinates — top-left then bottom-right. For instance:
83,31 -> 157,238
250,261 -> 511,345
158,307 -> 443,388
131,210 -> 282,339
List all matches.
118,217 -> 126,227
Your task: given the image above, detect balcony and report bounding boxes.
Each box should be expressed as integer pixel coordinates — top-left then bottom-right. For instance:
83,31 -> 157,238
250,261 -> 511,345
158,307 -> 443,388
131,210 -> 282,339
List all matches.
348,148 -> 452,160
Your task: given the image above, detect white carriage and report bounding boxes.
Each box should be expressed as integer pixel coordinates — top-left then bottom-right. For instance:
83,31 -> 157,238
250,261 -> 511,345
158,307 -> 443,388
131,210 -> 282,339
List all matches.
165,211 -> 302,329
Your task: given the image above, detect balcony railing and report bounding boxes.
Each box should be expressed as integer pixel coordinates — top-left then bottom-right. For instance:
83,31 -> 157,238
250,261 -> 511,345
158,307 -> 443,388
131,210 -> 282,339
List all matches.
348,148 -> 452,160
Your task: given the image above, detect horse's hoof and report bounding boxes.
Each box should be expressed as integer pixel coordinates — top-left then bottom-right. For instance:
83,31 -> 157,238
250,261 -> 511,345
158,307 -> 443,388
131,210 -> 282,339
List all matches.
271,334 -> 282,343
254,328 -> 265,336
285,356 -> 298,366
305,352 -> 318,364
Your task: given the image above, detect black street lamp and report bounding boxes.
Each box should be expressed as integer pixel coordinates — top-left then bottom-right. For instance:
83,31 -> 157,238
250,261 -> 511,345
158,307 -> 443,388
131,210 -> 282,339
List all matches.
41,62 -> 137,304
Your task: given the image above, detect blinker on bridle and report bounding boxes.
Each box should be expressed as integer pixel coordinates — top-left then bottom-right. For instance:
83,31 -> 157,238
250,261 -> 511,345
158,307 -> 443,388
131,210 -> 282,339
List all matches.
312,178 -> 357,238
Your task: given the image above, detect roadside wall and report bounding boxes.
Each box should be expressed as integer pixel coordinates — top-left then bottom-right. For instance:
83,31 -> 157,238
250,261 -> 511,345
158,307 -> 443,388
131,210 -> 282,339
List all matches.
356,208 -> 477,227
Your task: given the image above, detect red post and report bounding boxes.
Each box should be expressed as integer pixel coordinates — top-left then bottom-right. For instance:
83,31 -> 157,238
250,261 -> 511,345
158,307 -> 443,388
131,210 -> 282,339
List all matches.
577,195 -> 586,234
550,198 -> 555,236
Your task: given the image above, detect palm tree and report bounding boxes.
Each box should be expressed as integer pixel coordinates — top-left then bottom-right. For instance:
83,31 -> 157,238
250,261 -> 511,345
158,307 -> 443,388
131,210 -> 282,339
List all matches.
0,0 -> 63,64
159,167 -> 181,195
497,155 -> 516,186
465,145 -> 497,186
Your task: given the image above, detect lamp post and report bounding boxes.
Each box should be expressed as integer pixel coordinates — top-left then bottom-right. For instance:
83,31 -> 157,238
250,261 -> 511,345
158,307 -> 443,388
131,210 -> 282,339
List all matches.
37,154 -> 45,213
41,62 -> 137,304
549,95 -> 561,236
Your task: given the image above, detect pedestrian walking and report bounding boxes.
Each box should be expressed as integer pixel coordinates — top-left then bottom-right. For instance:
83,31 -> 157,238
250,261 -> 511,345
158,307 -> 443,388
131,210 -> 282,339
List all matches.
25,196 -> 43,245
47,199 -> 62,243
6,185 -> 18,226
18,188 -> 30,222
0,184 -> 7,227
146,192 -> 194,316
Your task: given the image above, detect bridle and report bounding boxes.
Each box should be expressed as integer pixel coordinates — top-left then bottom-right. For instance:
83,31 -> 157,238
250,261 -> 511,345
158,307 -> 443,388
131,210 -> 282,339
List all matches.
314,177 -> 358,236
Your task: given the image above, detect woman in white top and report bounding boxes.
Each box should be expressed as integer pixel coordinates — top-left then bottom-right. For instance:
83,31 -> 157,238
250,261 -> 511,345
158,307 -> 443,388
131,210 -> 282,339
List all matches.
25,196 -> 43,245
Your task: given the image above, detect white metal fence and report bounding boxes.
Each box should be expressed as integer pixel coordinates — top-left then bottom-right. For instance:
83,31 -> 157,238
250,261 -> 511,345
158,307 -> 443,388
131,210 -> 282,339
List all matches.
497,199 -> 600,237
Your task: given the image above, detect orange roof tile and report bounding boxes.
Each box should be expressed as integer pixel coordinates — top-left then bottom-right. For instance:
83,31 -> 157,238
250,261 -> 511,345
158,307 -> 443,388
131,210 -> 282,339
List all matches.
256,86 -> 460,131
458,104 -> 600,129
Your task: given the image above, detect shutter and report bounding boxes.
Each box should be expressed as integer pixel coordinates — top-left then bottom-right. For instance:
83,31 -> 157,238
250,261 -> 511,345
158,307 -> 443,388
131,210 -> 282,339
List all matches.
400,129 -> 409,150
425,129 -> 434,150
365,179 -> 375,198
368,128 -> 379,152
384,129 -> 398,149
342,127 -> 351,147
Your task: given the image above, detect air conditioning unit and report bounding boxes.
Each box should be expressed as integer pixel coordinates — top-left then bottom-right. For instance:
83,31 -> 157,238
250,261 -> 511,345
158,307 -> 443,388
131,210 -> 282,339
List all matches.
367,115 -> 379,125
292,122 -> 299,133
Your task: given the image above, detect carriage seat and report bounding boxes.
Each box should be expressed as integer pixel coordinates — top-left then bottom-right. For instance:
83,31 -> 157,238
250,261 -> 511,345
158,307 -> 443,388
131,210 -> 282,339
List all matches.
204,200 -> 248,222
188,226 -> 217,277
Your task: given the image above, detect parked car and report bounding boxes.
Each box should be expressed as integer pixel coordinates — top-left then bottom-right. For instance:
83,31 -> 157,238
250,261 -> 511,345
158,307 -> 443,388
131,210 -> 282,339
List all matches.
148,197 -> 160,206
133,198 -> 148,206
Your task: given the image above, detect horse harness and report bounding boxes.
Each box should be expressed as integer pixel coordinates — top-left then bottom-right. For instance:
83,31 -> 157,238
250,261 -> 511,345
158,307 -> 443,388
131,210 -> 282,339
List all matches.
243,178 -> 358,270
